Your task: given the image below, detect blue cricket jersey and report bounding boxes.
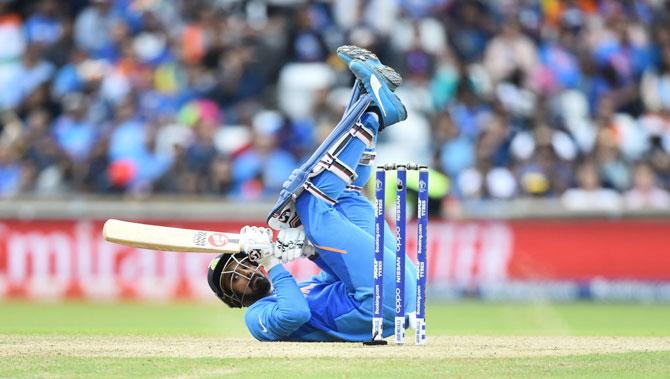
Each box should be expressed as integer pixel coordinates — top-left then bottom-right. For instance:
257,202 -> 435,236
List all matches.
245,191 -> 417,342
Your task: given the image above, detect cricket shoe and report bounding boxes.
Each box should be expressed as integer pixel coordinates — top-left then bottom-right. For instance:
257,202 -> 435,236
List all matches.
336,45 -> 403,91
337,45 -> 405,128
349,59 -> 407,129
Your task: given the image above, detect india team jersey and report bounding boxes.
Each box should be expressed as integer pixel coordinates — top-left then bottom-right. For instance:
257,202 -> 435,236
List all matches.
245,188 -> 417,342
245,256 -> 416,342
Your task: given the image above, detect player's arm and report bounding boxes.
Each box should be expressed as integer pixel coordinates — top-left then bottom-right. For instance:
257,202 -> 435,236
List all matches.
243,227 -> 316,341
244,265 -> 311,341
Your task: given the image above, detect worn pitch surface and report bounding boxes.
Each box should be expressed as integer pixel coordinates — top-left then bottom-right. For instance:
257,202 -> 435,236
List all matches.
1,335 -> 669,359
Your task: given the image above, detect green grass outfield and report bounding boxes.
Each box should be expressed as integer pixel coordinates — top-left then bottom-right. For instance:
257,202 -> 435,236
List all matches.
1,301 -> 669,378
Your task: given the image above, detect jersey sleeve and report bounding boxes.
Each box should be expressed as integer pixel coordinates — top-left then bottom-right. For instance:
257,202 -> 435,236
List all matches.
244,265 -> 311,341
309,253 -> 338,279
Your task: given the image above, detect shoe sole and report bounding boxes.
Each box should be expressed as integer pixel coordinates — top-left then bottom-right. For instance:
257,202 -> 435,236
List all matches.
337,45 -> 402,90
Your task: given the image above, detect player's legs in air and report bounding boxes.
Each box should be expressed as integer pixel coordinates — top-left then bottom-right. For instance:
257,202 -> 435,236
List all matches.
293,47 -> 416,307
294,111 -> 381,299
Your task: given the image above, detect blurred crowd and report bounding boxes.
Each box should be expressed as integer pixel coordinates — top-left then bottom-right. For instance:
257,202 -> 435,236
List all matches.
0,0 -> 669,210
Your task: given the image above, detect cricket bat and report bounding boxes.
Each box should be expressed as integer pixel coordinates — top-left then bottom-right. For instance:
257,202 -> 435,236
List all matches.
102,219 -> 242,254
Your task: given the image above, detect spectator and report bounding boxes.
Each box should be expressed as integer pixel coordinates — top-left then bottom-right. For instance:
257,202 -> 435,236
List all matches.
52,93 -> 97,160
562,161 -> 622,211
0,44 -> 54,109
25,0 -> 64,46
288,7 -> 329,63
625,163 -> 670,209
539,28 -> 581,90
483,20 -> 538,85
437,112 -> 475,177
206,155 -> 234,195
641,45 -> 670,112
108,99 -> 170,190
446,1 -> 491,63
74,0 -> 114,55
232,116 -> 296,199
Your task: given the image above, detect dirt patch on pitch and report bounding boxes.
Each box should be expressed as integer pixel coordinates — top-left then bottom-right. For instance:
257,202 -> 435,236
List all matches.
1,335 -> 669,359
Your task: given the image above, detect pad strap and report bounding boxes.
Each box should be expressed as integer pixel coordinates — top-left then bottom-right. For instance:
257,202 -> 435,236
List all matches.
316,152 -> 358,184
303,182 -> 337,205
359,151 -> 376,166
350,121 -> 375,148
345,184 -> 363,192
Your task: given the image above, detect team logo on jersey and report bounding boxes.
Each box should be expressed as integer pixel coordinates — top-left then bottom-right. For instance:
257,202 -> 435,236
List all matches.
208,233 -> 229,247
258,316 -> 268,333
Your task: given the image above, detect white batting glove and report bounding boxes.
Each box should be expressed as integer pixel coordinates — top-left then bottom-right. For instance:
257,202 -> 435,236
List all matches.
239,226 -> 274,263
274,227 -> 315,264
258,253 -> 281,271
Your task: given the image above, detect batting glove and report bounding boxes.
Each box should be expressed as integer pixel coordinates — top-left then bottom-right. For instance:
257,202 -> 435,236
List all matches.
274,227 -> 315,264
258,253 -> 281,271
239,226 -> 274,263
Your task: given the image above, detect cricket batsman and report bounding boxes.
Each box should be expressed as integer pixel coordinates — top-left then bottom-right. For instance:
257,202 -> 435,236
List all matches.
207,46 -> 417,342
